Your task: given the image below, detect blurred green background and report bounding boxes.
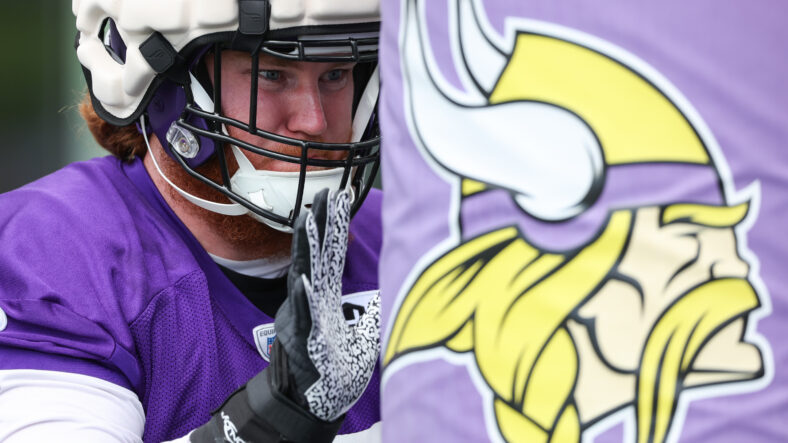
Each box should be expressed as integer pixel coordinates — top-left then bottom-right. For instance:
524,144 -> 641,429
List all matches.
0,2 -> 104,193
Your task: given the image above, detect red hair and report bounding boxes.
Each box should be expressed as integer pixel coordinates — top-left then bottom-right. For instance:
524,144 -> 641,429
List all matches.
79,92 -> 147,161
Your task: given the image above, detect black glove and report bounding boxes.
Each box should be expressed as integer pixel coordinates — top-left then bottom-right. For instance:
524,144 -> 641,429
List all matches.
190,189 -> 380,443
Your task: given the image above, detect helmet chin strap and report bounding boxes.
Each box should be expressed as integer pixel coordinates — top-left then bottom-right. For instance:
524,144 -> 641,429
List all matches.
141,64 -> 378,233
142,114 -> 248,217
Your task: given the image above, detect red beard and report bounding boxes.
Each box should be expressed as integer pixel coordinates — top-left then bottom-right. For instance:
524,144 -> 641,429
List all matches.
154,144 -> 293,259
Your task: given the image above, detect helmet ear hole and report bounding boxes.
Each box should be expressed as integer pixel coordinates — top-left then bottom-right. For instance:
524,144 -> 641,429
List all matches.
98,18 -> 126,65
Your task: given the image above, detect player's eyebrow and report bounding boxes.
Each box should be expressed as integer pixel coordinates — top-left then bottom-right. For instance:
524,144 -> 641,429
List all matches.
257,54 -> 292,68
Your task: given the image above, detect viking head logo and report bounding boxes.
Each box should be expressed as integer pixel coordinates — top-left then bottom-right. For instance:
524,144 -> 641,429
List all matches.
383,1 -> 772,442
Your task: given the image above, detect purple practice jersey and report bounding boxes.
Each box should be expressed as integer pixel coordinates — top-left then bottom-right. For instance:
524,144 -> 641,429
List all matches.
379,1 -> 788,442
0,156 -> 382,442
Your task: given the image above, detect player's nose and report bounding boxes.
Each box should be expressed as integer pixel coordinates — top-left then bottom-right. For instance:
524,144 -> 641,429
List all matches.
285,85 -> 328,138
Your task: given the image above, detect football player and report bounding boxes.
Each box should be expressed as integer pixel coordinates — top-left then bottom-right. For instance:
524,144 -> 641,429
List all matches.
0,0 -> 382,442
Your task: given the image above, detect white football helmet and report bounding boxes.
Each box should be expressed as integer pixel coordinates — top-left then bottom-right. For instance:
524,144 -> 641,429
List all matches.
73,0 -> 381,231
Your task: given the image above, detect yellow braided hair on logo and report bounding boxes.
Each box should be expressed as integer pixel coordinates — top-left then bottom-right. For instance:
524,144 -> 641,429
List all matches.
384,226 -> 522,364
386,211 -> 632,442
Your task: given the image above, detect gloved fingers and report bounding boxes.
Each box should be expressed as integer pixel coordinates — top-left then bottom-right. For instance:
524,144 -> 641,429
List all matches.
303,270 -> 345,340
323,190 -> 351,290
284,206 -> 320,367
274,275 -> 312,369
354,292 -> 381,350
289,201 -> 314,289
309,188 -> 331,249
274,273 -> 318,382
288,187 -> 333,289
301,273 -> 323,324
307,189 -> 351,316
304,189 -> 351,315
277,273 -> 314,345
304,211 -> 329,310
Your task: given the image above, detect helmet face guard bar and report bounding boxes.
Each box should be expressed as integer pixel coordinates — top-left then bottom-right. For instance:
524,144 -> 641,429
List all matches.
258,37 -> 379,63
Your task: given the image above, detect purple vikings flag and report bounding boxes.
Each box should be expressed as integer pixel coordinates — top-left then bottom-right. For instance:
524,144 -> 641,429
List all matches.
379,0 -> 788,442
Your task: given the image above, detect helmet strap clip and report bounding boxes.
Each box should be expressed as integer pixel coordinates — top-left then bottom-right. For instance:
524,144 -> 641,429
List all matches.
140,32 -> 189,85
239,0 -> 271,35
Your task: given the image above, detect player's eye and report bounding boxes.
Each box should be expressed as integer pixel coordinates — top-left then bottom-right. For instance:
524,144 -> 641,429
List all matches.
259,70 -> 281,81
320,68 -> 351,92
323,69 -> 345,82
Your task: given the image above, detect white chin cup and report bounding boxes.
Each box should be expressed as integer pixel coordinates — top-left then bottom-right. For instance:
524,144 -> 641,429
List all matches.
229,145 -> 355,232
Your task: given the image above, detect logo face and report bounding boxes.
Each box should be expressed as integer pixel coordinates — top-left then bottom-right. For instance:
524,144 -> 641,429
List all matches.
383,1 -> 773,442
253,323 -> 276,362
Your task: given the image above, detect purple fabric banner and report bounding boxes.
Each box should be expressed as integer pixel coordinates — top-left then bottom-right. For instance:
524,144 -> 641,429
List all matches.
379,1 -> 788,442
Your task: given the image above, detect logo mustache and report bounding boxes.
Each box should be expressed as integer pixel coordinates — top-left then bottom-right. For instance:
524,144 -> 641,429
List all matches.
635,277 -> 761,443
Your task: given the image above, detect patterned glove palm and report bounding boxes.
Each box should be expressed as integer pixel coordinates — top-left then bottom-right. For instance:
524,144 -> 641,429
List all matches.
275,188 -> 381,422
